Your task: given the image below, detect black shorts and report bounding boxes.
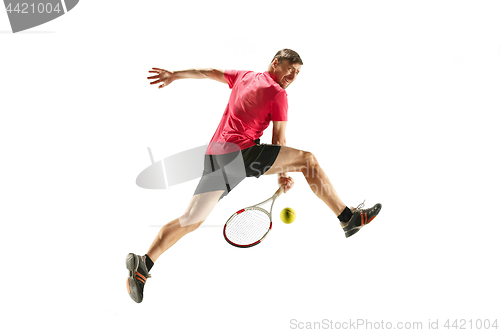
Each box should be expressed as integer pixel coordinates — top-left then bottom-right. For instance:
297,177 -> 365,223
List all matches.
193,143 -> 281,199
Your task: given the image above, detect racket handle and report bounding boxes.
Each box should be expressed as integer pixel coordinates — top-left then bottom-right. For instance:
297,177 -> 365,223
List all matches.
275,186 -> 285,197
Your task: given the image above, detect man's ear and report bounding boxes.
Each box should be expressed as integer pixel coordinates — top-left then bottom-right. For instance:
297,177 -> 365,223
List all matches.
271,57 -> 279,68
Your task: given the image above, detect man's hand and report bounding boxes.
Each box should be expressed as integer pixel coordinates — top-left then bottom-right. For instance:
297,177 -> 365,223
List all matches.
148,68 -> 175,89
278,174 -> 294,193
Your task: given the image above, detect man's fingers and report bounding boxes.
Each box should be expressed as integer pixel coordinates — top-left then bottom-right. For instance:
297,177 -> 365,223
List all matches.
150,79 -> 161,85
278,176 -> 293,190
147,75 -> 160,79
151,68 -> 164,71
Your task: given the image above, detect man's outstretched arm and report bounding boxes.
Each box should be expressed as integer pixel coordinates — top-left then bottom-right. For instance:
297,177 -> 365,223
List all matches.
147,68 -> 227,88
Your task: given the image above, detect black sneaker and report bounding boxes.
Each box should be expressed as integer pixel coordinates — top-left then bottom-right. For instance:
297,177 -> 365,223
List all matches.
126,253 -> 151,303
342,201 -> 382,238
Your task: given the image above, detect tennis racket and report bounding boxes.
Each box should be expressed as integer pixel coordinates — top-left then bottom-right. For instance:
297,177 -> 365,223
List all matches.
223,186 -> 284,248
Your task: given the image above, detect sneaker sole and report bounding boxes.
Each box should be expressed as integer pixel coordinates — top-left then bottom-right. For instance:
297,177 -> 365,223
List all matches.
345,227 -> 361,238
126,253 -> 143,303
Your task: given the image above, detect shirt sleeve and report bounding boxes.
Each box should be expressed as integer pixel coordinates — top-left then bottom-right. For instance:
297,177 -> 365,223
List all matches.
224,70 -> 249,89
270,89 -> 288,121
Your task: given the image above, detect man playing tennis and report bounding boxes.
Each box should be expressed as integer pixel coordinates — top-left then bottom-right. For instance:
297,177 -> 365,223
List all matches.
126,49 -> 382,303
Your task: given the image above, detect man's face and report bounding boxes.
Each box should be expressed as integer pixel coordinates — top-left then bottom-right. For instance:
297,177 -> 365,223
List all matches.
270,59 -> 301,89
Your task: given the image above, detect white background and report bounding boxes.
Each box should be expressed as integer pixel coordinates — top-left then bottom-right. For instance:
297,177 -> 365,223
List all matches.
1,1 -> 499,332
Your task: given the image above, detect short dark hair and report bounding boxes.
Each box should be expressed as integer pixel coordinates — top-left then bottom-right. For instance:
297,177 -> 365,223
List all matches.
272,49 -> 303,65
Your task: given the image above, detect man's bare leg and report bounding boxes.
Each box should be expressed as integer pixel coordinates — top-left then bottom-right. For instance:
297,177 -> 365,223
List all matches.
264,146 -> 346,216
147,189 -> 225,262
264,146 -> 382,239
127,190 -> 225,303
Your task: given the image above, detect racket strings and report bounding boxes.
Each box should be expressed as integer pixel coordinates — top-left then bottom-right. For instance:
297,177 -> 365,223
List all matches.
225,209 -> 270,245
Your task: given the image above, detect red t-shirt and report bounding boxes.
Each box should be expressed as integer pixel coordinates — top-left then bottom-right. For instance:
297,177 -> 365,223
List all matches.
208,70 -> 288,153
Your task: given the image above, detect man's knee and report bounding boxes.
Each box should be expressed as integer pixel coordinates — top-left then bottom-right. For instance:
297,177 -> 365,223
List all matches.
179,191 -> 221,228
179,211 -> 207,229
183,220 -> 204,232
302,151 -> 319,170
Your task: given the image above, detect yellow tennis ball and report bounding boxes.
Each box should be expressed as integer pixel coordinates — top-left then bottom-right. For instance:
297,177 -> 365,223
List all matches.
280,207 -> 296,224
